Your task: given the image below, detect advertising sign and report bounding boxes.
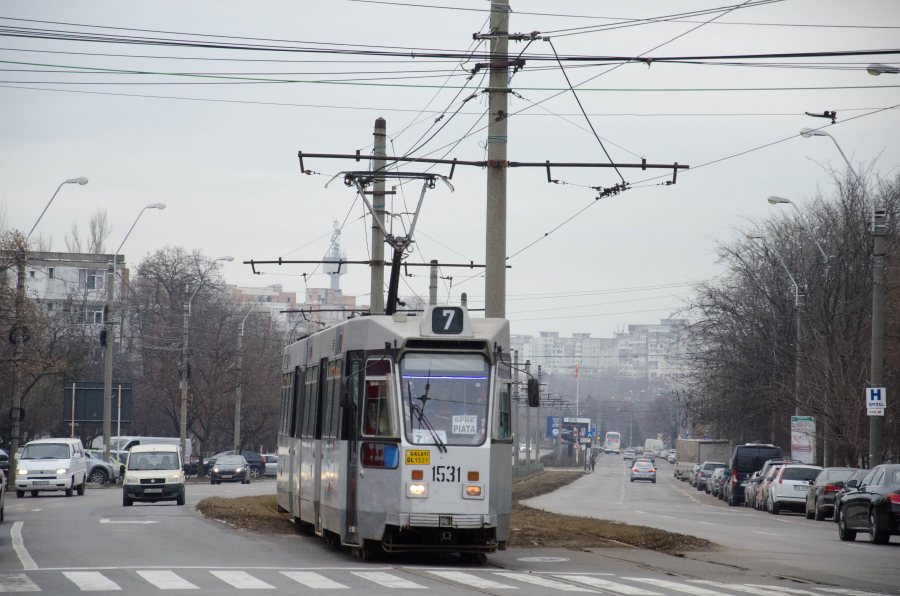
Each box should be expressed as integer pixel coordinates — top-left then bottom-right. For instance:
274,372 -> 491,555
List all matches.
866,388 -> 885,416
561,417 -> 591,444
62,381 -> 132,425
790,416 -> 816,464
547,416 -> 560,438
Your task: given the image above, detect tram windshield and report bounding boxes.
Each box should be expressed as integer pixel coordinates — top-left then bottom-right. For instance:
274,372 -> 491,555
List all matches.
400,352 -> 490,447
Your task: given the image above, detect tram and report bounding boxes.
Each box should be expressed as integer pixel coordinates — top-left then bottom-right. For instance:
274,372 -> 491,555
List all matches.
276,305 -> 512,557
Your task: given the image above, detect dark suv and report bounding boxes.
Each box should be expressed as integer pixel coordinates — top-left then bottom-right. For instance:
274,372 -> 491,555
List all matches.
725,444 -> 783,507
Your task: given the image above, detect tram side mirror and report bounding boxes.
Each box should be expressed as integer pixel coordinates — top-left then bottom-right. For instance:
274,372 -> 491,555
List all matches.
527,378 -> 540,407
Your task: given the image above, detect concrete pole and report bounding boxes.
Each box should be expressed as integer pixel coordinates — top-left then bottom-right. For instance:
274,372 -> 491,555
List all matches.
794,289 -> 805,417
429,259 -> 438,306
180,303 -> 190,461
870,209 -> 886,466
537,365 -> 542,457
234,328 -> 243,452
513,350 -> 519,471
370,118 -> 387,314
7,251 -> 26,487
524,360 -> 531,468
484,0 -> 509,319
461,293 -> 468,308
102,260 -> 115,462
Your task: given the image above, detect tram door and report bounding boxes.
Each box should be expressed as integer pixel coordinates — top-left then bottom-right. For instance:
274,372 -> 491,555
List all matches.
344,352 -> 364,545
313,357 -> 327,533
290,367 -> 304,516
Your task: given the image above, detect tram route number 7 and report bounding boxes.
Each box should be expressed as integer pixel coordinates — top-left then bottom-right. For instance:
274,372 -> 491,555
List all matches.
432,465 -> 462,482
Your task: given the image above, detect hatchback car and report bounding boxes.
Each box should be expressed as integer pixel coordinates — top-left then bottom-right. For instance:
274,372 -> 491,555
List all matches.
263,454 -> 278,477
768,464 -> 822,514
707,468 -> 725,496
837,464 -> 900,544
697,461 -> 725,491
631,460 -> 657,483
210,455 -> 251,484
806,467 -> 858,521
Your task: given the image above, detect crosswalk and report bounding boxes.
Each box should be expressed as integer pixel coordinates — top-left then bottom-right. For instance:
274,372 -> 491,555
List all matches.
0,569 -> 890,595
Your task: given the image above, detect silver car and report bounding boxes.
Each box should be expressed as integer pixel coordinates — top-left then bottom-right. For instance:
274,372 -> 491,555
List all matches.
631,460 -> 657,483
263,454 -> 278,477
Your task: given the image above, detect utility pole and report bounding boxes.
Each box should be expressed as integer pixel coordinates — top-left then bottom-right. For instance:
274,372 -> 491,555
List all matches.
537,364 -> 542,458
870,208 -> 886,465
370,118 -> 387,314
513,350 -> 519,471
234,327 -> 243,452
795,290 -> 805,417
102,260 -> 115,462
524,360 -> 531,468
429,259 -> 438,306
180,302 -> 191,460
7,250 -> 26,487
484,0 -> 509,319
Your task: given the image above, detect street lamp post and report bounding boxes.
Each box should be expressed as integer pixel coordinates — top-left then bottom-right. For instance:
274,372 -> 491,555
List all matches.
747,234 -> 806,418
800,127 -> 884,465
102,203 -> 166,463
180,256 -> 234,464
8,177 -> 88,487
235,284 -> 275,452
767,197 -> 829,264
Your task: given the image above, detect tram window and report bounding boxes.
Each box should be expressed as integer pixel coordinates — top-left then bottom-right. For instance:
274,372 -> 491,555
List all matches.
293,368 -> 306,437
495,382 -> 512,440
290,368 -> 303,438
303,364 -> 318,438
330,360 -> 342,438
363,380 -> 393,437
280,373 -> 292,436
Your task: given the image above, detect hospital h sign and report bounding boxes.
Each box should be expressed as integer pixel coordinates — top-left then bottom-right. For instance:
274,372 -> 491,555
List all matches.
866,387 -> 885,416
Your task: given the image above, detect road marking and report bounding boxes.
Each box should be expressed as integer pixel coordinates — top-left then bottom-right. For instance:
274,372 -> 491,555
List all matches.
351,572 -> 426,589
0,573 -> 41,592
752,531 -> 780,536
11,522 -> 38,571
282,571 -> 349,589
625,578 -> 731,596
818,589 -> 890,596
556,575 -> 663,595
63,572 -> 122,591
427,571 -> 517,590
698,522 -> 715,526
30,509 -> 41,512
211,570 -> 275,589
136,570 -> 199,590
691,580 -> 800,596
100,519 -> 158,525
494,573 -> 596,592
744,585 -> 822,596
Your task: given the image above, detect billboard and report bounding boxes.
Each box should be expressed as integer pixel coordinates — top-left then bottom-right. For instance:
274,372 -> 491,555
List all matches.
547,416 -> 560,439
561,417 -> 591,444
790,416 -> 816,465
62,382 -> 132,425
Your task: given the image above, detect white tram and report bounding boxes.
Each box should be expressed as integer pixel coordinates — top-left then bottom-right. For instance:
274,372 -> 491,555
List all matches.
276,305 -> 513,556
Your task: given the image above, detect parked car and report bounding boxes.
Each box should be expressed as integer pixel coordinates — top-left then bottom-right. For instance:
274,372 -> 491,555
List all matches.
263,454 -> 278,477
767,464 -> 822,514
630,459 -> 657,483
15,438 -> 88,498
834,470 -> 868,523
805,467 -> 858,521
84,450 -> 119,484
0,448 -> 9,473
707,468 -> 725,496
0,466 -> 6,522
210,455 -> 251,485
757,465 -> 783,510
123,444 -> 185,506
689,464 -> 701,487
667,451 -> 677,464
724,443 -> 784,507
836,464 -> 900,544
744,471 -> 762,508
697,461 -> 726,491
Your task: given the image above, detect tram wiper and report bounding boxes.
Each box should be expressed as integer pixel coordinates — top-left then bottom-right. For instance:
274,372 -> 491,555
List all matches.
408,379 -> 447,453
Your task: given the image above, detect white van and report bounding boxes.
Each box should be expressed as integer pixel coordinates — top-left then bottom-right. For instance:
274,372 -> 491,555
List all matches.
91,436 -> 192,462
122,444 -> 185,506
15,438 -> 88,498
644,439 -> 666,454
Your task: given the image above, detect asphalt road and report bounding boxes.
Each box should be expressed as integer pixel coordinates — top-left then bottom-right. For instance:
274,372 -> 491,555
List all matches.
1,467 -> 896,596
524,454 -> 900,594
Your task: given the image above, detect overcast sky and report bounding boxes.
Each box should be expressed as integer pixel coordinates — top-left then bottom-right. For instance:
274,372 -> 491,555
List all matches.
2,0 -> 898,339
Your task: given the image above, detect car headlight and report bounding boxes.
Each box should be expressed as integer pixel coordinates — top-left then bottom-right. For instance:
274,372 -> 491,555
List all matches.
56,468 -> 69,475
213,468 -> 219,473
166,473 -> 183,483
125,475 -> 138,484
235,467 -> 242,473
18,469 -> 27,475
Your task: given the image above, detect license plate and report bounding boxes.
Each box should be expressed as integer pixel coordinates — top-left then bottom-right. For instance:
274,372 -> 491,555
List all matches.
144,488 -> 163,493
221,475 -> 232,479
33,480 -> 49,485
795,485 -> 810,491
405,450 -> 430,465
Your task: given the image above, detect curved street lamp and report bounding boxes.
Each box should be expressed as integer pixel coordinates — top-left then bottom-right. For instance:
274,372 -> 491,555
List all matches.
766,196 -> 829,264
27,177 -> 89,240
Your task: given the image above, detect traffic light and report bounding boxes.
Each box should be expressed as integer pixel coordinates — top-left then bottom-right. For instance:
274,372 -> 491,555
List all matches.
527,378 -> 540,407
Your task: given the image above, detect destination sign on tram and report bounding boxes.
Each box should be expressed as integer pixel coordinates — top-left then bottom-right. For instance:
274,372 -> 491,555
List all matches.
452,415 -> 478,435
405,450 -> 430,465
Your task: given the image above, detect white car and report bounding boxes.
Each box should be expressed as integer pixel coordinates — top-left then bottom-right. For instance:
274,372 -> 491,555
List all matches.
15,438 -> 88,498
122,444 -> 186,506
767,464 -> 823,514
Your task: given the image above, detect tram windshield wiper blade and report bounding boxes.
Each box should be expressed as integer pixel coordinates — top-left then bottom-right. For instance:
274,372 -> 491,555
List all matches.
408,378 -> 447,453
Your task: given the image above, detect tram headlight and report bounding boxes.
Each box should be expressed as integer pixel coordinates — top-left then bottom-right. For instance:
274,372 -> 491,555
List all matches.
466,486 -> 482,497
463,483 -> 485,500
406,482 -> 428,498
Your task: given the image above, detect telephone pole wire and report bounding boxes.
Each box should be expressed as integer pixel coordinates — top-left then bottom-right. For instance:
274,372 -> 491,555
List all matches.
484,0 -> 509,318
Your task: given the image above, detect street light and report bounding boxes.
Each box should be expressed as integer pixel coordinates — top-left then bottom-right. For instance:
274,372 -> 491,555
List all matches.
234,284 -> 276,452
799,128 -> 863,187
180,256 -> 234,463
9,176 -> 89,489
748,234 -> 804,417
102,203 -> 167,462
766,196 -> 829,264
867,63 -> 899,76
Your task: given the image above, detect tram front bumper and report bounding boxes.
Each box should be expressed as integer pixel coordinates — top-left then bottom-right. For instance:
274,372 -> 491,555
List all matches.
391,513 -> 497,529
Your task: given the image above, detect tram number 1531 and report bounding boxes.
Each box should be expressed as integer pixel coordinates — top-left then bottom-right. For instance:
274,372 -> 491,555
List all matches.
432,466 -> 462,482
